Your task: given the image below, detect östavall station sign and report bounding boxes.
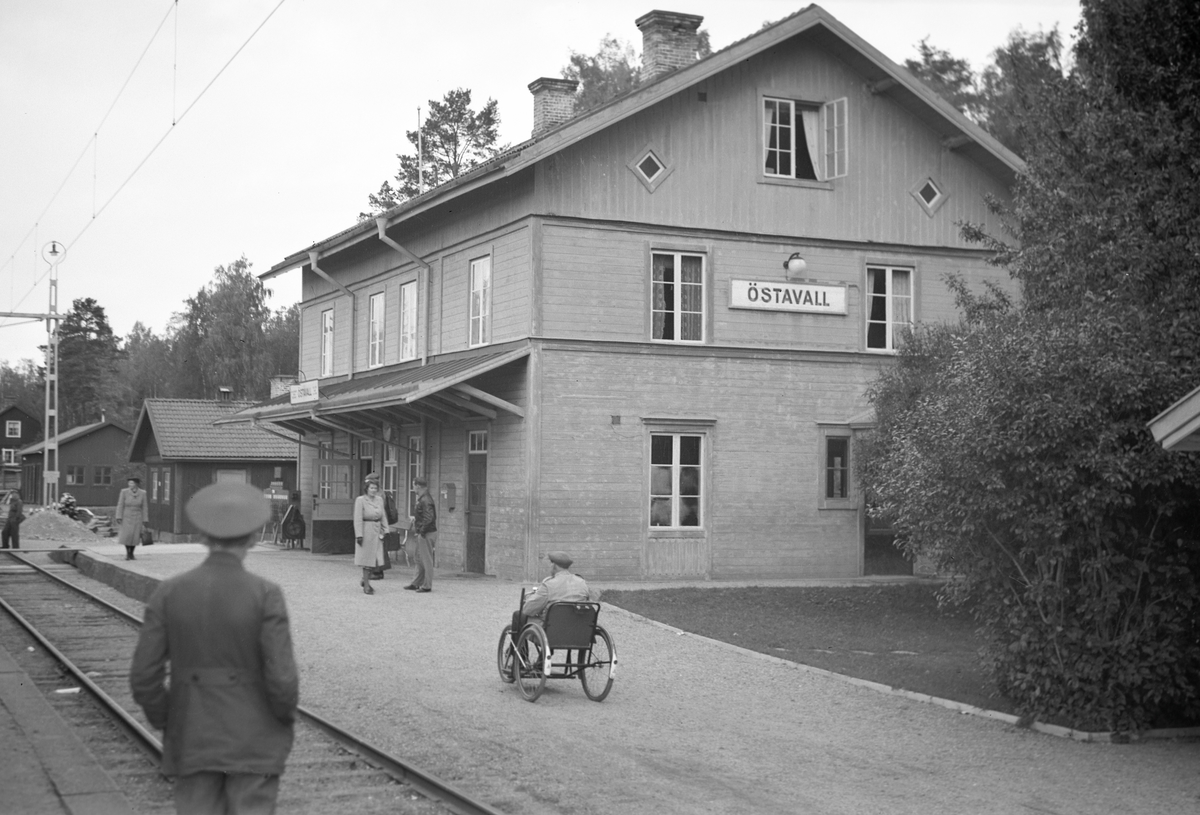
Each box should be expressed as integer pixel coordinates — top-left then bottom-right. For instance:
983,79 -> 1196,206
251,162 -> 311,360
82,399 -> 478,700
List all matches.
730,279 -> 847,315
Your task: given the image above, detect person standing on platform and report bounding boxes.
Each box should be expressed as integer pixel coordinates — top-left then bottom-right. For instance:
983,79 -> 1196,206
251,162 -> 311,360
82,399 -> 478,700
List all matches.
353,474 -> 387,595
2,488 -> 23,549
405,477 -> 437,593
130,481 -> 299,815
116,477 -> 148,561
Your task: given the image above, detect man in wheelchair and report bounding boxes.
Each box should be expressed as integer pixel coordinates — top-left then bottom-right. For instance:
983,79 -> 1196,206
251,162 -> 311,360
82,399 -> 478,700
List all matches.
513,550 -> 601,633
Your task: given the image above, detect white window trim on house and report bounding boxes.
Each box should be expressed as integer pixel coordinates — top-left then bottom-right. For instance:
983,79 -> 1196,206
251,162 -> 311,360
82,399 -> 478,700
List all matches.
469,255 -> 492,348
399,279 -> 418,361
1,449 -> 16,466
368,291 -> 385,368
650,249 -> 707,344
320,308 -> 334,377
5,420 -> 19,438
865,265 -> 914,353
643,418 -> 713,532
760,94 -> 848,186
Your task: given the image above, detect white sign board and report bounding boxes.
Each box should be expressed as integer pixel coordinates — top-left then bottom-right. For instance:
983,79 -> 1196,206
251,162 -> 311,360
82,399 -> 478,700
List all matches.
289,380 -> 319,404
730,279 -> 847,315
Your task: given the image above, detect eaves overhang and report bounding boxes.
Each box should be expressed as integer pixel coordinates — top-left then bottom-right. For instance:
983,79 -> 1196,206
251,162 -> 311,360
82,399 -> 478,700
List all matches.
1148,383 -> 1200,452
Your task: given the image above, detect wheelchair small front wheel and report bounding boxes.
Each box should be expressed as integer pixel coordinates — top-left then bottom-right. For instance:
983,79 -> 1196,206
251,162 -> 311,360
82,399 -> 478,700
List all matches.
496,625 -> 516,683
580,624 -> 616,702
514,626 -> 548,702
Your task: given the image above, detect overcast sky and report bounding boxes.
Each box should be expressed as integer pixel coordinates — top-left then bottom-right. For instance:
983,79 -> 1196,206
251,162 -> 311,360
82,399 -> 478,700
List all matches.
1,0 -> 1081,367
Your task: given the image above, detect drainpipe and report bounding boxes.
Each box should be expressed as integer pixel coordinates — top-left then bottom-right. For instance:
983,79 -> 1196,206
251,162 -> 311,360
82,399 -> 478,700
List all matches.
375,218 -> 432,366
309,251 -> 356,378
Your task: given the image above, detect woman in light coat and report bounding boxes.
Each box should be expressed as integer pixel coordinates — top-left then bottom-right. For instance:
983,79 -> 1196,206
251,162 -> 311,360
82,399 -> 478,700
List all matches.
353,475 -> 386,594
116,477 -> 149,561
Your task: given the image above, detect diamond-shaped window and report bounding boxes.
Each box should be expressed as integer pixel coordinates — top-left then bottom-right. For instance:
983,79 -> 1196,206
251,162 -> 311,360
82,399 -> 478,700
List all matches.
637,153 -> 664,183
918,179 -> 941,205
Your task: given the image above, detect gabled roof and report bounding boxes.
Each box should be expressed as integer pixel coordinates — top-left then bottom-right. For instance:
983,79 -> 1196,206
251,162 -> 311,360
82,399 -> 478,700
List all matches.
20,419 -> 130,455
130,399 -> 298,462
263,3 -> 1025,280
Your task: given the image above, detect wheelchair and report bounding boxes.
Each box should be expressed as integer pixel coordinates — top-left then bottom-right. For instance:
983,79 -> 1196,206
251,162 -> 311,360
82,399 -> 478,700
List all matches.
496,589 -> 617,702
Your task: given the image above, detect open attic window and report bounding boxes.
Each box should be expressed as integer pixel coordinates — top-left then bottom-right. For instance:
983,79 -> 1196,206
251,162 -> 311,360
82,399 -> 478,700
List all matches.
629,146 -> 673,193
911,176 -> 947,216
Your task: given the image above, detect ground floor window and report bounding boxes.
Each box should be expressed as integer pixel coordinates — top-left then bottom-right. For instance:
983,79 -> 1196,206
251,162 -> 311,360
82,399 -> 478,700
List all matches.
150,468 -> 159,500
94,466 -> 112,487
2,449 -> 18,465
162,469 -> 171,503
65,465 -> 85,485
406,435 -> 423,515
817,426 -> 855,509
649,433 -> 703,527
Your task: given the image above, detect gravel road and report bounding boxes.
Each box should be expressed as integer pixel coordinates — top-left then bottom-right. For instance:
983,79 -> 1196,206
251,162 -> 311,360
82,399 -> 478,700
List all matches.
60,543 -> 1200,814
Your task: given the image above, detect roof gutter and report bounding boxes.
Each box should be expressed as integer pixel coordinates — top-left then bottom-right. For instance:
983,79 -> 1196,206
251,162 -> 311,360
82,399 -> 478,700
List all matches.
375,218 -> 432,367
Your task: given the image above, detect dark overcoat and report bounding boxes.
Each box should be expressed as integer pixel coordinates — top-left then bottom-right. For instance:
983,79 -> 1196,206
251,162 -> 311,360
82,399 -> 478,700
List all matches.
129,551 -> 299,777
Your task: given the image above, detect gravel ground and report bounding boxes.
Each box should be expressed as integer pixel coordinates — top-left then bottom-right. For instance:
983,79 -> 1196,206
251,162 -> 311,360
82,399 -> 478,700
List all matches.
52,542 -> 1200,815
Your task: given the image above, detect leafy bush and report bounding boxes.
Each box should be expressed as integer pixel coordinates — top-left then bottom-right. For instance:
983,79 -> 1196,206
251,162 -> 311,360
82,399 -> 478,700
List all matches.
860,295 -> 1200,731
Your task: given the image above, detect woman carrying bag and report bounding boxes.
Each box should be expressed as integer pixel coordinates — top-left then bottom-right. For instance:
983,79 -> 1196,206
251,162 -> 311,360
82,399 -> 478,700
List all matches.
353,474 -> 388,594
116,477 -> 149,561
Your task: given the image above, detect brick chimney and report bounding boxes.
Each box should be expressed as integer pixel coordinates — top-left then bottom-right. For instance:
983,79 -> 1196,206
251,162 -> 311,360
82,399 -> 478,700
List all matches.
636,10 -> 704,82
529,77 -> 580,137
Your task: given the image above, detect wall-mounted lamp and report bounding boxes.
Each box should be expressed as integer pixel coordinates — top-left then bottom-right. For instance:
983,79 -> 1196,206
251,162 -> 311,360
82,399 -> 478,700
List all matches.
782,253 -> 807,276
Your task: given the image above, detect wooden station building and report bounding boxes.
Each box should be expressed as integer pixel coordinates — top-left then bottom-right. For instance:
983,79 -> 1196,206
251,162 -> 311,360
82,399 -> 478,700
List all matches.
223,6 -> 1022,580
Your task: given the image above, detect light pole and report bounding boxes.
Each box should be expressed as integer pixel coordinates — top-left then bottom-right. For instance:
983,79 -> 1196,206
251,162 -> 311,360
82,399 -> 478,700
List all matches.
41,240 -> 64,506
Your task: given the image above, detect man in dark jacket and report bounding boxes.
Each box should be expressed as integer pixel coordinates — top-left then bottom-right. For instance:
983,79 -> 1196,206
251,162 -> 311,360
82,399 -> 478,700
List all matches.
130,482 -> 299,814
2,488 -> 22,549
405,476 -> 437,593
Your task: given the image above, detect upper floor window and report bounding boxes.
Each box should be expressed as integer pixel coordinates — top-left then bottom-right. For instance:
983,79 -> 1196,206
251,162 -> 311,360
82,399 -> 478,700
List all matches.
1,449 -> 16,466
652,251 -> 705,343
650,432 -> 703,528
469,256 -> 492,347
399,280 -> 418,361
866,266 -> 913,352
320,308 -> 334,377
763,97 -> 848,181
5,420 -> 19,438
368,292 -> 385,368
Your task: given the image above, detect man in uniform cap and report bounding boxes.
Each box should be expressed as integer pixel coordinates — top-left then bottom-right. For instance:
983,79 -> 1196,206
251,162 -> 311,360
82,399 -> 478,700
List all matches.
520,550 -> 602,623
130,481 -> 299,815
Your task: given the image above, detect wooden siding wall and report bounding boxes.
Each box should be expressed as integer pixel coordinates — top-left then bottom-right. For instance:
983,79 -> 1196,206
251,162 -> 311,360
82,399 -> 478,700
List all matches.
538,346 -> 876,579
539,222 -> 1010,347
534,33 -> 1011,248
52,427 -> 132,508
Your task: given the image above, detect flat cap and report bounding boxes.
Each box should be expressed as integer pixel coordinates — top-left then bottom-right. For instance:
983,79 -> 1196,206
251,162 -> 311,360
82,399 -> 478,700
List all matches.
546,551 -> 573,569
186,482 -> 271,541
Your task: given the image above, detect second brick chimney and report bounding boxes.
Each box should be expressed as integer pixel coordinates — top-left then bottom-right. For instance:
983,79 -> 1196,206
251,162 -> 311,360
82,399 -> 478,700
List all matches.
529,77 -> 580,137
636,10 -> 704,82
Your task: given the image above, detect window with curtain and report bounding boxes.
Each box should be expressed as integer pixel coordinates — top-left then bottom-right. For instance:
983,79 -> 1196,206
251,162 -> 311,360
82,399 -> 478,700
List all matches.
763,96 -> 848,181
469,256 -> 492,347
651,251 -> 705,343
649,433 -> 703,528
399,280 -> 417,361
866,266 -> 913,351
368,292 -> 385,368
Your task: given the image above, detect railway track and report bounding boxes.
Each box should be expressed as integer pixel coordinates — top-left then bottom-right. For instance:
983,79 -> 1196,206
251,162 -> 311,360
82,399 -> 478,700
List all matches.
0,551 -> 503,815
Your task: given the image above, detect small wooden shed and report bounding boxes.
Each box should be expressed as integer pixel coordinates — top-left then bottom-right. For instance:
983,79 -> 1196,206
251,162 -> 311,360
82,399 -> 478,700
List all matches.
128,399 -> 299,541
20,419 -> 132,507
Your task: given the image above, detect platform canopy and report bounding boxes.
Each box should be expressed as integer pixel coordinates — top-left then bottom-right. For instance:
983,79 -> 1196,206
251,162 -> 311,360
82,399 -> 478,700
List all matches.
215,343 -> 528,444
1147,383 -> 1200,452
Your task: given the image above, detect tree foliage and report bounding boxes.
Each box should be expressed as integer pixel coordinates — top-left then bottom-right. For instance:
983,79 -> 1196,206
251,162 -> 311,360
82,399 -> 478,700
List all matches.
363,88 -> 503,217
862,0 -> 1200,732
1,359 -> 44,426
562,30 -> 712,116
905,38 -> 985,122
54,298 -> 124,430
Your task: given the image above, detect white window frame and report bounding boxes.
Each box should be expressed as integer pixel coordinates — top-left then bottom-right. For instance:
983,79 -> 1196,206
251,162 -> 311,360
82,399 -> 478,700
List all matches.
762,95 -> 848,182
651,250 -> 706,344
817,426 -> 856,510
399,280 -> 418,361
368,292 -> 385,368
320,308 -> 334,377
150,468 -> 159,501
865,265 -> 913,352
648,431 -> 705,529
5,420 -> 19,438
162,468 -> 171,503
405,435 -> 423,515
1,449 -> 16,466
469,256 -> 492,348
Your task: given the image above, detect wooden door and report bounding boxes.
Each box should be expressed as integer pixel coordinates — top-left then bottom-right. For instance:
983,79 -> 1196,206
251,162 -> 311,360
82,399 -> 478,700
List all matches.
465,431 -> 487,574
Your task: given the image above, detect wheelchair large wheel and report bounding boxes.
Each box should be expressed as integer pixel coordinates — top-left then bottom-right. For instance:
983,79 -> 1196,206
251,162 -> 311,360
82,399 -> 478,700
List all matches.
514,626 -> 548,702
496,625 -> 515,683
579,624 -> 616,702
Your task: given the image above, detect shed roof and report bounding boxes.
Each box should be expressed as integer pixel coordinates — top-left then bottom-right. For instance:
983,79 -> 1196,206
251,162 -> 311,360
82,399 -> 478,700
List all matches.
20,419 -> 130,455
130,399 -> 298,462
